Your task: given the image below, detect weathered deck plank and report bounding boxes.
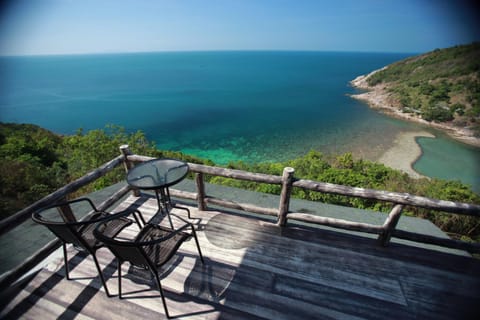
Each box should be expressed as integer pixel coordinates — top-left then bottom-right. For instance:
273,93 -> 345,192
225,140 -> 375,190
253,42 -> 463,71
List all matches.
2,194 -> 480,319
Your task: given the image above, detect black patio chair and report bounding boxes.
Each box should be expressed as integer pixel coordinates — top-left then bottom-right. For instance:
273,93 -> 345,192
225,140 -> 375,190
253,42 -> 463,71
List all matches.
32,198 -> 144,297
93,212 -> 205,319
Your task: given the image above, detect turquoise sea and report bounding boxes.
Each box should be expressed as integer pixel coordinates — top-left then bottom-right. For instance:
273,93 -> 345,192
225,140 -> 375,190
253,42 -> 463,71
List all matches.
0,51 -> 479,192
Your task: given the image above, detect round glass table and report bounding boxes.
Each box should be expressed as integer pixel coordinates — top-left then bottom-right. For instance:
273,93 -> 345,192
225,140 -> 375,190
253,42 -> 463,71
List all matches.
126,158 -> 190,228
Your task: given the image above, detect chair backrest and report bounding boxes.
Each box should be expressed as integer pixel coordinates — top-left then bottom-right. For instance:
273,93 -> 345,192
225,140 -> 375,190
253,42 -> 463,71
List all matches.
94,219 -> 152,268
106,242 -> 152,269
94,221 -> 189,270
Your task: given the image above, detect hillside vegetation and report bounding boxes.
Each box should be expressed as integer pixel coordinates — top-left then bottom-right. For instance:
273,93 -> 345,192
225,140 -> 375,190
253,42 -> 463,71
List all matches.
366,42 -> 480,135
0,123 -> 209,218
1,123 -> 479,241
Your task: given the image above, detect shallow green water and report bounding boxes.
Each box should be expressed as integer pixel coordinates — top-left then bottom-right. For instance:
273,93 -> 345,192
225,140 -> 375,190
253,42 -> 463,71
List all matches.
414,134 -> 480,193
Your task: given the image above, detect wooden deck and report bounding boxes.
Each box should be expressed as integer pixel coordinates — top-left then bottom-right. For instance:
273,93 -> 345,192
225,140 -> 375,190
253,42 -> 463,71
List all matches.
2,193 -> 480,319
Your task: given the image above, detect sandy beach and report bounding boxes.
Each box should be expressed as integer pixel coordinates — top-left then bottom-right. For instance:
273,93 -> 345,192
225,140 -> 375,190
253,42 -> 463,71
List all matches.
376,131 -> 435,178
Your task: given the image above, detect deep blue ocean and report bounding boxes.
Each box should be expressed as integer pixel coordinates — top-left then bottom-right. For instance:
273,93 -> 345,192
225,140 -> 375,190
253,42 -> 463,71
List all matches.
0,51 -> 479,192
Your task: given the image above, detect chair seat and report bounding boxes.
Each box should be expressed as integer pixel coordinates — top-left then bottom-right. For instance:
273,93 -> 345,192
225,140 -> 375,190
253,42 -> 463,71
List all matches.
93,210 -> 204,318
79,213 -> 133,249
135,224 -> 190,267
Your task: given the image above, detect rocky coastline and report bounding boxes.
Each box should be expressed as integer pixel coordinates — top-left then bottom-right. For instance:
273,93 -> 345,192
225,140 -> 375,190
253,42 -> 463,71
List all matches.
350,68 -> 480,148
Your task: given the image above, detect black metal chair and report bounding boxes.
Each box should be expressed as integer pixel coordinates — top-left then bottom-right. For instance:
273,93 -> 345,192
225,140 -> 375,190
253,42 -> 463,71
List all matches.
31,198 -> 142,297
93,211 -> 205,319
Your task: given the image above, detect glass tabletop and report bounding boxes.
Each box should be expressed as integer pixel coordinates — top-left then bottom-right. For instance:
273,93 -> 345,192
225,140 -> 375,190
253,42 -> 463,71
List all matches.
126,158 -> 189,190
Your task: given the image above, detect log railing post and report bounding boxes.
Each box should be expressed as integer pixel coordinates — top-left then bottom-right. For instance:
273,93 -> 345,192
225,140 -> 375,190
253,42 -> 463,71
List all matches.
378,204 -> 404,246
195,172 -> 207,211
57,202 -> 76,222
277,167 -> 295,227
119,144 -> 139,197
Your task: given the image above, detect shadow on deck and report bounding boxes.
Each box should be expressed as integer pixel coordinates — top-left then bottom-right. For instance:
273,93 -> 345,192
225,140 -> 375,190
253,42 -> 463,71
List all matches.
2,194 -> 480,320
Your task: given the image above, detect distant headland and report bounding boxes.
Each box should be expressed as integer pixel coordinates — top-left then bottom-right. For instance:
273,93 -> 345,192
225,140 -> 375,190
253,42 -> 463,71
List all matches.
350,43 -> 480,148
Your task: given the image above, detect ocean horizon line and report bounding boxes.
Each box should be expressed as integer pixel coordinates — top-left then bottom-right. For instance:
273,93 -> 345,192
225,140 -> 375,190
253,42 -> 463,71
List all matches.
0,49 -> 421,59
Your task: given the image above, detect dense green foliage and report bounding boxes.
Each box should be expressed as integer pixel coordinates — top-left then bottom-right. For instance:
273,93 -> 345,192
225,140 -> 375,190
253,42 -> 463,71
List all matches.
1,123 -> 479,241
0,124 -> 64,217
366,43 -> 480,134
0,123 -> 208,219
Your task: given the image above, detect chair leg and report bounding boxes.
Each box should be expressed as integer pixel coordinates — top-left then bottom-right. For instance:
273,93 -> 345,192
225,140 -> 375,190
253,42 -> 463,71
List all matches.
92,253 -> 111,297
186,206 -> 191,219
132,210 -> 146,229
166,186 -> 191,219
118,261 -> 122,299
191,226 -> 205,264
177,205 -> 191,219
174,204 -> 191,219
153,271 -> 170,319
62,243 -> 70,280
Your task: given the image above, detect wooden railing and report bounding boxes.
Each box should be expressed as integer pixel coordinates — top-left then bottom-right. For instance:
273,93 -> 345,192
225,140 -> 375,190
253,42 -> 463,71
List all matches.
1,145 -> 480,289
121,145 -> 480,253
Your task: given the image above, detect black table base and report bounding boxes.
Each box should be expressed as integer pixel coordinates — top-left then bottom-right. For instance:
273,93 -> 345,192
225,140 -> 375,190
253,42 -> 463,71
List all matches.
148,187 -> 191,228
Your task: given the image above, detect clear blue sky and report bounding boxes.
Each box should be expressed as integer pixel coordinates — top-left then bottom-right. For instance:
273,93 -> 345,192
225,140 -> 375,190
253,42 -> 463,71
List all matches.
0,0 -> 479,56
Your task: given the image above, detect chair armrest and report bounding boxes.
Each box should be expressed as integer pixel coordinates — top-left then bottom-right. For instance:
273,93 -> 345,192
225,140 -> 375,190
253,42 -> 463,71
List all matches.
88,208 -> 142,223
33,197 -> 99,224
